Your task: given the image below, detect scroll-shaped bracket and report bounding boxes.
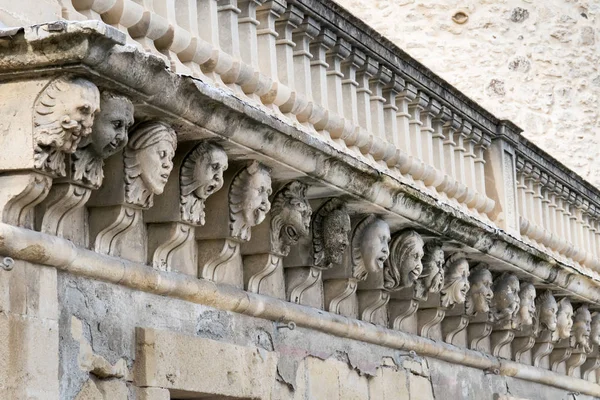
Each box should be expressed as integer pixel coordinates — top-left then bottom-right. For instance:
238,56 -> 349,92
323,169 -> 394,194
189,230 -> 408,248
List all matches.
418,307 -> 446,339
566,350 -> 587,377
38,183 -> 91,245
550,340 -> 573,372
389,298 -> 419,332
358,289 -> 390,326
0,172 -> 52,229
323,278 -> 358,318
468,321 -> 493,352
491,329 -> 515,358
245,253 -> 285,299
581,350 -> 600,380
286,267 -> 323,309
512,335 -> 536,364
442,315 -> 469,345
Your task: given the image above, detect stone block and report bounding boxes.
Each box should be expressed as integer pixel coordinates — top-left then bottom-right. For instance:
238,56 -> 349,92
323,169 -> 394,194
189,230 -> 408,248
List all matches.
305,357 -> 340,400
134,327 -> 278,399
368,366 -> 409,400
133,387 -> 170,400
409,374 -> 434,400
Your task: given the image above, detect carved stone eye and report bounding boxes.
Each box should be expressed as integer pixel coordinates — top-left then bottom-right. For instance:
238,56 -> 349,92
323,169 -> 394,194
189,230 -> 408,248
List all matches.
112,120 -> 123,129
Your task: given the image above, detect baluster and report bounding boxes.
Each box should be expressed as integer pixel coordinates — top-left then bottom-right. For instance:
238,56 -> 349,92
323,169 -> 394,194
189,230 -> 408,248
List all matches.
395,84 -> 416,161
516,167 -> 529,237
454,119 -> 472,204
442,113 -> 462,200
554,186 -> 568,255
381,75 -> 411,173
540,175 -> 552,249
562,190 -> 574,258
355,57 -> 378,134
272,5 -> 305,114
523,168 -> 537,240
420,98 -> 443,190
238,0 -> 263,69
572,199 -> 586,263
309,28 -> 335,110
292,15 -> 319,124
546,181 -> 559,252
530,169 -> 545,242
340,48 -> 365,127
369,65 -> 392,142
256,0 -> 286,96
325,38 -> 351,117
473,134 -> 493,214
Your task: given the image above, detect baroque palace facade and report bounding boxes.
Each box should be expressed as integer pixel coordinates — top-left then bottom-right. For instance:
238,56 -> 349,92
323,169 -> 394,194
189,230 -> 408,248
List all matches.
0,1 -> 599,399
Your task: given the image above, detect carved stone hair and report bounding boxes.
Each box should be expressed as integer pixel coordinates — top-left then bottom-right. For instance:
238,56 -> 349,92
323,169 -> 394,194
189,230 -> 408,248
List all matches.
440,252 -> 469,308
229,160 -> 271,241
312,198 -> 347,268
532,290 -> 556,335
383,230 -> 424,291
351,215 -> 377,281
465,264 -> 492,316
269,181 -> 311,256
180,141 -> 226,225
414,239 -> 444,299
34,76 -> 100,176
124,121 -> 177,208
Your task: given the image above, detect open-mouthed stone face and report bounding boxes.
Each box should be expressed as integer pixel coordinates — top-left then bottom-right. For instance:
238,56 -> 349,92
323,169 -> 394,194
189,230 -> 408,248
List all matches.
360,219 -> 391,274
192,147 -> 228,201
241,167 -> 272,227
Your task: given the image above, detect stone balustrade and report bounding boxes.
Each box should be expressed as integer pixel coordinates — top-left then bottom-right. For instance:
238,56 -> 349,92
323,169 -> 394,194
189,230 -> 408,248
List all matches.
2,2 -> 600,398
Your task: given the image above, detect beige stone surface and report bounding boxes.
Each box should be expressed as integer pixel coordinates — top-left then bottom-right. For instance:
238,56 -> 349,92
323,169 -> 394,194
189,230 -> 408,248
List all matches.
335,0 -> 600,188
409,373 -> 435,400
369,366 -> 410,400
133,387 -> 170,400
134,327 -> 278,399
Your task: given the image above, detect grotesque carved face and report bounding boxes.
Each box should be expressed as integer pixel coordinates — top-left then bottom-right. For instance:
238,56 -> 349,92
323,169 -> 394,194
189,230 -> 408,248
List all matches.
467,267 -> 493,315
138,140 -> 176,195
536,291 -> 558,333
492,274 -> 520,323
384,230 -> 424,291
360,219 -> 392,274
193,147 -> 228,200
323,209 -> 351,265
89,93 -> 134,158
517,283 -> 536,327
242,167 -> 272,227
270,181 -> 312,255
441,256 -> 470,307
572,306 -> 592,351
556,298 -> 574,341
591,313 -> 600,347
423,246 -> 445,294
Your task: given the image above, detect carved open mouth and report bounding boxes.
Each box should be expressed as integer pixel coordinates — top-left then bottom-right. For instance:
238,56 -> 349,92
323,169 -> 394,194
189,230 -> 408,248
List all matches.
377,255 -> 387,265
410,269 -> 420,281
206,184 -> 216,194
160,173 -> 169,181
285,226 -> 299,242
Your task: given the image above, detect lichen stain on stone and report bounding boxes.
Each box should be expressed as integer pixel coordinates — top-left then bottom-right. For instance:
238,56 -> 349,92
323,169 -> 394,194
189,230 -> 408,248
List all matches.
15,244 -> 49,263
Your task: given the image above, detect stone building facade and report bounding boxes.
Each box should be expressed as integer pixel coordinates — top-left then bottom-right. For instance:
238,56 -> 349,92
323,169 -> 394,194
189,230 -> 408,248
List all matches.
0,1 -> 599,400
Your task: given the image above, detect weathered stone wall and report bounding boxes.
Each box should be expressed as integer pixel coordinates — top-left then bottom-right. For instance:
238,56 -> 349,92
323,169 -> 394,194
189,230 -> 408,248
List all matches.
58,275 -> 596,400
335,0 -> 600,188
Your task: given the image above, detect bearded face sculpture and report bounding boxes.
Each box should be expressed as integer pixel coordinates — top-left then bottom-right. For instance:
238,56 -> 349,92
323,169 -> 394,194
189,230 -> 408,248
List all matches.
313,199 -> 351,269
516,282 -> 536,328
414,240 -> 445,300
571,305 -> 592,352
73,91 -> 134,188
554,297 -> 574,341
440,254 -> 470,308
124,121 -> 177,208
180,141 -> 228,225
33,76 -> 100,176
465,265 -> 493,316
351,216 -> 391,281
533,290 -> 558,336
491,273 -> 520,324
269,181 -> 312,256
229,161 -> 272,241
383,230 -> 424,291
